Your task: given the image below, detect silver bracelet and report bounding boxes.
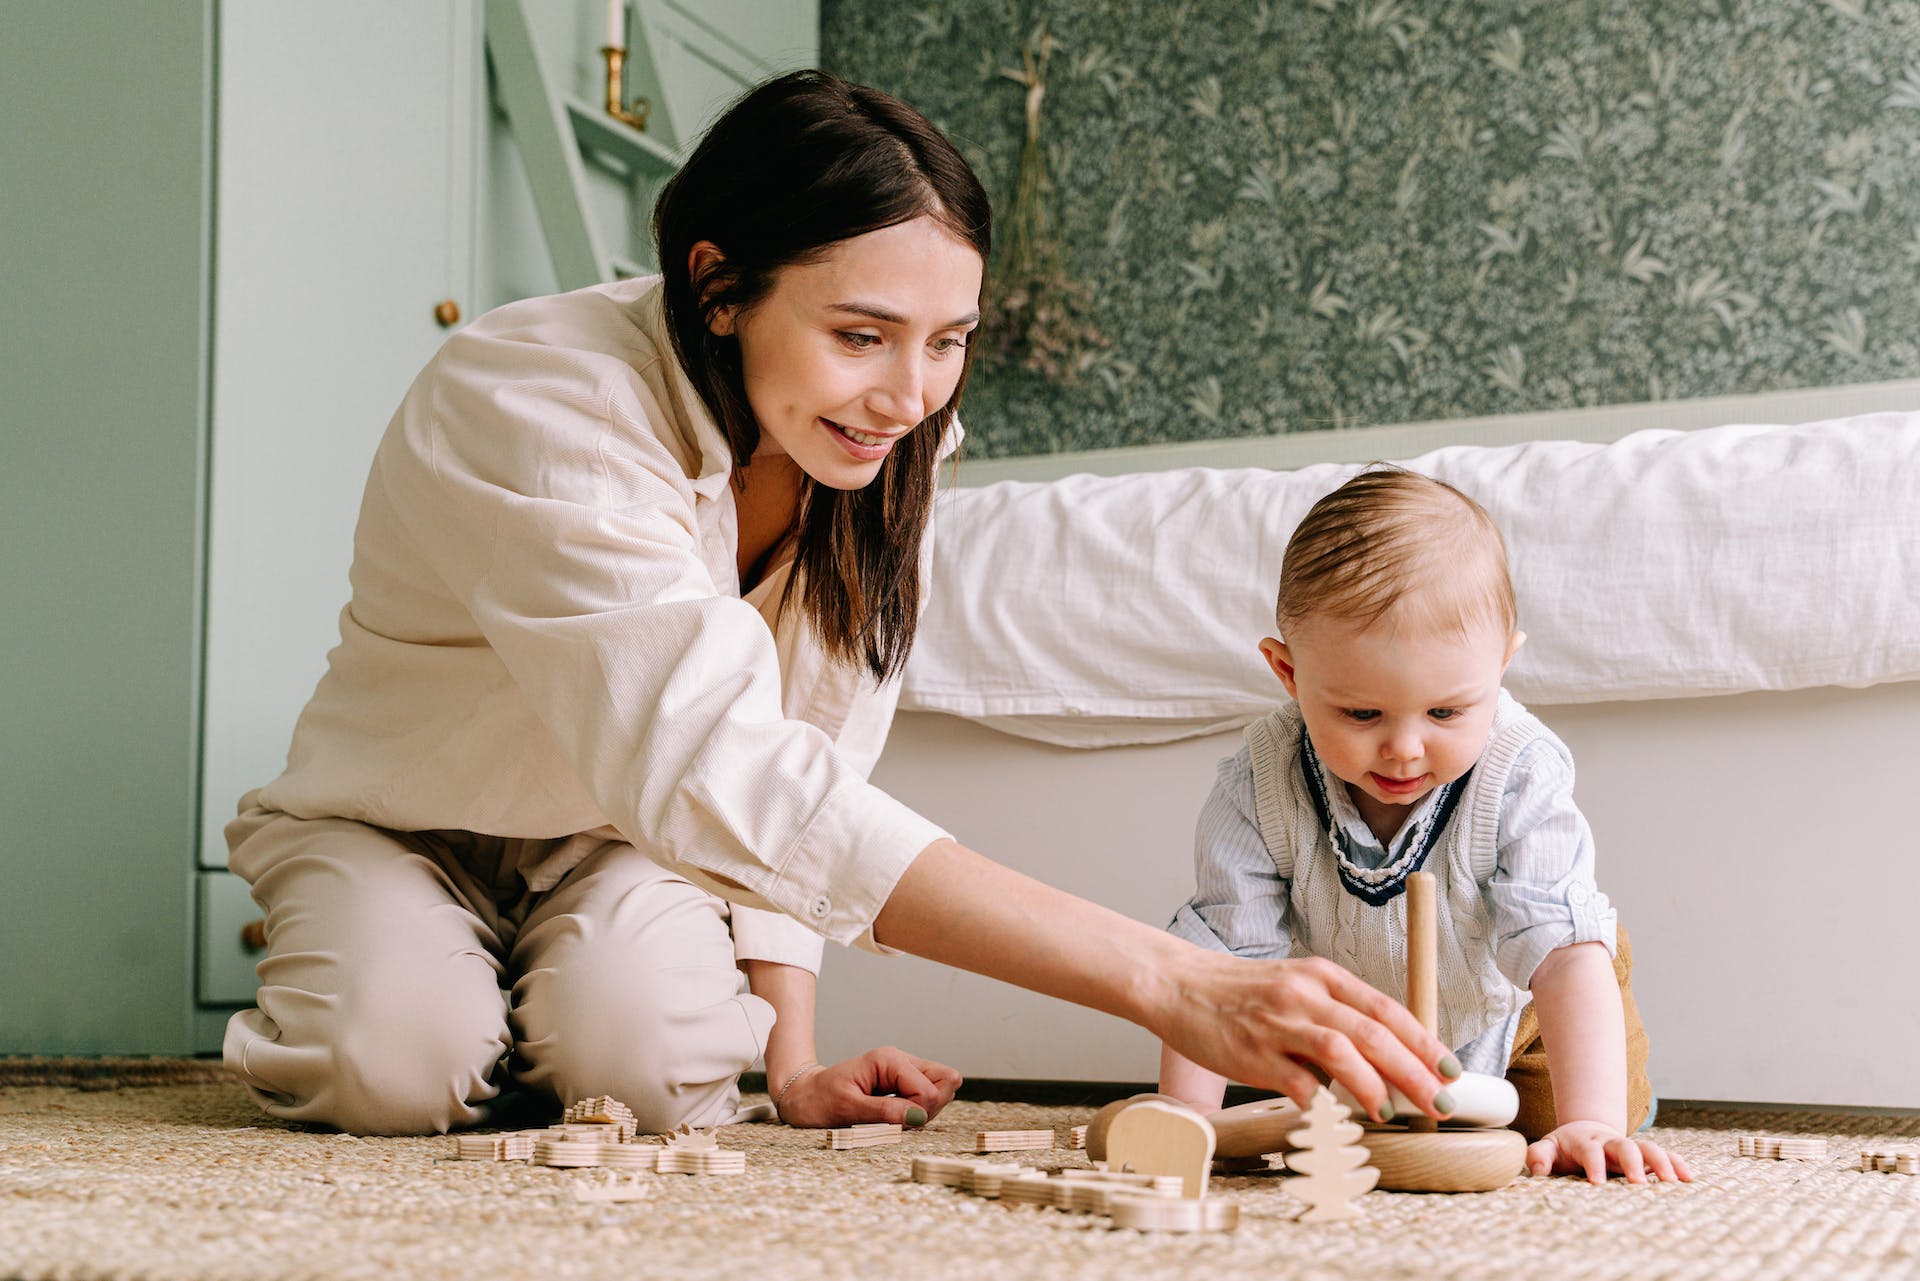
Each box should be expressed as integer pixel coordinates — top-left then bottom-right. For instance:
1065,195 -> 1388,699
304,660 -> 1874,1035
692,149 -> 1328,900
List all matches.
772,1061 -> 822,1115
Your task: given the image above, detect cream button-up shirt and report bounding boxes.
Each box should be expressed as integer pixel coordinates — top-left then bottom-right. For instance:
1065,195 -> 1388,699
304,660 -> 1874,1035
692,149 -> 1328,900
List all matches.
255,276 -> 955,972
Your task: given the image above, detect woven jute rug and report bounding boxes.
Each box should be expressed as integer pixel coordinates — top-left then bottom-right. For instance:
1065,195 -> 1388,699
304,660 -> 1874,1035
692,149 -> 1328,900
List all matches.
2,1063 -> 1917,1281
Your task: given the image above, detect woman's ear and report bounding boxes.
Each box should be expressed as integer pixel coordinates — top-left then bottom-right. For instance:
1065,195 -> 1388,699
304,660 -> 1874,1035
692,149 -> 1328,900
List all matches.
687,241 -> 734,335
1258,637 -> 1301,699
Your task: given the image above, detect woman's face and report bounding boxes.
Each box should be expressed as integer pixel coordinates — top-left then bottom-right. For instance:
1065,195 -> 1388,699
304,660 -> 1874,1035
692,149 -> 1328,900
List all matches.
714,215 -> 983,490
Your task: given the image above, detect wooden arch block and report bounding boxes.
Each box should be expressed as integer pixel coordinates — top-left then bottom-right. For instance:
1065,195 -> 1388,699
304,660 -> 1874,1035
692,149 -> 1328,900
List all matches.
1105,1099 -> 1217,1199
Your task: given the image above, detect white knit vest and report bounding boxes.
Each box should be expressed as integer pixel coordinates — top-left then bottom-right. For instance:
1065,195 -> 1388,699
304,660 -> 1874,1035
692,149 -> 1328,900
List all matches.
1245,691 -> 1547,1055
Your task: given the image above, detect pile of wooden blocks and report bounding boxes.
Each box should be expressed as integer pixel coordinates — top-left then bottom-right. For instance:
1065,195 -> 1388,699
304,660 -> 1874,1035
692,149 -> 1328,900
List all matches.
563,1096 -> 636,1138
909,1156 -> 1238,1233
453,1097 -> 743,1176
1735,1133 -> 1827,1161
1859,1143 -> 1920,1174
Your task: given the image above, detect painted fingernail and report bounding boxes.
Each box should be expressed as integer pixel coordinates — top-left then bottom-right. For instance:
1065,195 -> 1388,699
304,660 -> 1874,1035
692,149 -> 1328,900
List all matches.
905,1106 -> 928,1127
1438,1054 -> 1462,1079
1433,1089 -> 1456,1116
1375,1102 -> 1395,1123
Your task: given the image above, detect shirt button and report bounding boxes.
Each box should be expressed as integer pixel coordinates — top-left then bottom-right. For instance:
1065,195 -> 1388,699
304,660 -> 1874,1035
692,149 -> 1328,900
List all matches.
807,895 -> 831,919
1568,884 -> 1590,906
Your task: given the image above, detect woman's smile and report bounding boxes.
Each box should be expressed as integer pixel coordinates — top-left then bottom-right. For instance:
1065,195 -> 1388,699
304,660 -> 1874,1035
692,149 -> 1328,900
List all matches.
822,417 -> 903,461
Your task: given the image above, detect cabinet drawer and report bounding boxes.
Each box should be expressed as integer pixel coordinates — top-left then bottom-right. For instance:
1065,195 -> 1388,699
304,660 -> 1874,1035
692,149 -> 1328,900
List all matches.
197,871 -> 264,1006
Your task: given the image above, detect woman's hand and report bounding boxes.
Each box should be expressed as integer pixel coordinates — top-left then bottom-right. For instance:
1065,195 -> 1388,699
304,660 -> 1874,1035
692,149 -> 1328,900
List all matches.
1526,1120 -> 1693,1184
774,1046 -> 962,1130
1157,950 -> 1458,1123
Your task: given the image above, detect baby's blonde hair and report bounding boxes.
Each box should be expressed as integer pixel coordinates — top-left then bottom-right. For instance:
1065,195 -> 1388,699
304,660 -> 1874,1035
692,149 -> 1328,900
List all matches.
1277,467 -> 1518,639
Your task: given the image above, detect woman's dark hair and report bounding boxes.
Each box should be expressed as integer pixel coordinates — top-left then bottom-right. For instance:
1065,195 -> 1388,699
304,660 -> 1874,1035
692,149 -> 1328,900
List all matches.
653,69 -> 991,682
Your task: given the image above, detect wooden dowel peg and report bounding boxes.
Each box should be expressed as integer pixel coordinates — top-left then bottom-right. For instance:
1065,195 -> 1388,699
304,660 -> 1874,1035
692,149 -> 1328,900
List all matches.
1406,870 -> 1438,1132
1407,870 -> 1437,1035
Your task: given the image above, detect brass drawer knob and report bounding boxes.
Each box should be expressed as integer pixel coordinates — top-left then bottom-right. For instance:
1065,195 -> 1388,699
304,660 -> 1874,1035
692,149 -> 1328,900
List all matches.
434,299 -> 462,327
239,919 -> 267,951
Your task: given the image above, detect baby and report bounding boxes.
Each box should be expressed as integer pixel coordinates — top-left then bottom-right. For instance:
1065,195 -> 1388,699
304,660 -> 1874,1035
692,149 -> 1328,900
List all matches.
1160,468 -> 1691,1184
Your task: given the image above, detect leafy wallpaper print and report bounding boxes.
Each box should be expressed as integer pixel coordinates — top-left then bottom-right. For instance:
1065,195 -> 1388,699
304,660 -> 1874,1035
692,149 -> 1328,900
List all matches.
821,0 -> 1920,457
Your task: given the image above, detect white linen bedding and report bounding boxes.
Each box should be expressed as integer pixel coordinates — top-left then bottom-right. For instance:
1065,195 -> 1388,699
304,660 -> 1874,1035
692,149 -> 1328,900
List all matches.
901,413 -> 1920,747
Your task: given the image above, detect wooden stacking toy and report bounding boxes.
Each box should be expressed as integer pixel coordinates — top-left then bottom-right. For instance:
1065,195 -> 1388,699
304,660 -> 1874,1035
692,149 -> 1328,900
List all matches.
1088,872 -> 1526,1192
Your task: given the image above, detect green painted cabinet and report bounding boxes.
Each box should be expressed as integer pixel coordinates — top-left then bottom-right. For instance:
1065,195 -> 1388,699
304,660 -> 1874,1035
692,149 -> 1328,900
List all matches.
0,1 -> 481,1055
190,0 -> 485,1052
1,3 -> 212,1055
198,2 -> 482,875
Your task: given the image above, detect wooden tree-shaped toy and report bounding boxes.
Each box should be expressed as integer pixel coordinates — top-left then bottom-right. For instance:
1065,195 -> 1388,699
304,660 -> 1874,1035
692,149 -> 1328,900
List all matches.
1283,1086 -> 1379,1221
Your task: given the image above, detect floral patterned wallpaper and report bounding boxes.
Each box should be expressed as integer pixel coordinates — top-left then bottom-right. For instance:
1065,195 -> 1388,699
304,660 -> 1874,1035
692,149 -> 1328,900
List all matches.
821,0 -> 1920,457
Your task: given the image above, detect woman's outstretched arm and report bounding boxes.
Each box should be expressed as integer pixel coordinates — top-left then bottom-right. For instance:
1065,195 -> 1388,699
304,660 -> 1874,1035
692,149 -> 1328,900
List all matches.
872,837 -> 1457,1120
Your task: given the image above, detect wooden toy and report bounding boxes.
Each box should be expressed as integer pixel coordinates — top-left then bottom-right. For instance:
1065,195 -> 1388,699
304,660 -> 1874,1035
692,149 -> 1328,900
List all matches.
999,1172 -> 1067,1208
910,1154 -> 986,1187
659,1147 -> 746,1175
564,1095 -> 637,1140
1103,1098 -> 1216,1198
1332,872 -> 1525,1192
547,1123 -> 625,1141
1094,874 -> 1527,1193
597,1144 -> 662,1171
975,1129 -> 1056,1152
963,1163 -> 1037,1198
1084,1093 -> 1191,1162
572,1173 -> 653,1202
534,1137 -> 608,1168
1860,1143 -> 1920,1174
1068,1124 -> 1088,1150
1056,1174 -> 1177,1216
909,1154 -> 1211,1229
454,1131 -> 537,1162
827,1122 -> 904,1150
655,1124 -> 746,1174
1329,1070 -> 1518,1130
1108,1192 -> 1239,1233
1283,1086 -> 1379,1220
1737,1133 -> 1827,1161
454,1099 -> 751,1179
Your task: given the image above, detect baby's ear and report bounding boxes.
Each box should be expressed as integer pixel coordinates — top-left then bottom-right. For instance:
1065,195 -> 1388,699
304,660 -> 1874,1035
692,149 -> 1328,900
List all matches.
1504,630 -> 1527,668
1259,637 -> 1300,698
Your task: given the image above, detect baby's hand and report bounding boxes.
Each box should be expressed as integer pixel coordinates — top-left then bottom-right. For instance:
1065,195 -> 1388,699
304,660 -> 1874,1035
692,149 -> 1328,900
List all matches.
1526,1120 -> 1694,1184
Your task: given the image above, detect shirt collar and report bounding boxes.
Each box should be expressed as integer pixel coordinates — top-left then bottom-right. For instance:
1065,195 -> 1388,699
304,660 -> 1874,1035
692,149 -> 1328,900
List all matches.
631,279 -> 734,506
1314,749 -> 1446,868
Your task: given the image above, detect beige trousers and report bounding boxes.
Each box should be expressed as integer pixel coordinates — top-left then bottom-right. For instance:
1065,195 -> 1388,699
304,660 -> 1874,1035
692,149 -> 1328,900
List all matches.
221,798 -> 774,1136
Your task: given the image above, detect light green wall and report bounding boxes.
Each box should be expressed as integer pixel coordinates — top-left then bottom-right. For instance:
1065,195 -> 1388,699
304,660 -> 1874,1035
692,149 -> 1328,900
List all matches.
0,4 -> 210,1050
823,0 -> 1920,457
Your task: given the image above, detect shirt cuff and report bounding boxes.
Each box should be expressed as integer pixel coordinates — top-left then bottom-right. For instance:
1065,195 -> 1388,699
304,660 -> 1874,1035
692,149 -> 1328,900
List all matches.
1502,893 -> 1619,990
1167,903 -> 1230,953
730,904 -> 826,974
771,779 -> 950,955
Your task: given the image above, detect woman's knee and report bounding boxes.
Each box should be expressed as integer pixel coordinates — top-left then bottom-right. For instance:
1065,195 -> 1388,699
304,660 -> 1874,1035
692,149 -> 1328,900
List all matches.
326,968 -> 510,1133
233,959 -> 509,1135
513,888 -> 774,1130
224,814 -> 512,1133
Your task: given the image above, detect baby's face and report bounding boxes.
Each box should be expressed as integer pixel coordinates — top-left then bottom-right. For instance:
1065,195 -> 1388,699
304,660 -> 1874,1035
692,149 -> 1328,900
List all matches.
1262,614 -> 1522,834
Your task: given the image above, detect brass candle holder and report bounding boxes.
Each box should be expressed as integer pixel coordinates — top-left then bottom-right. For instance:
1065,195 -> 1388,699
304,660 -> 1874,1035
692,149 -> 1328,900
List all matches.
598,46 -> 652,132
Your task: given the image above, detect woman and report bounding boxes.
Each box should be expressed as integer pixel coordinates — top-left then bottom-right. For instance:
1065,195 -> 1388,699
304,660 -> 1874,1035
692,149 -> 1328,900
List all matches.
223,70 -> 1454,1135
